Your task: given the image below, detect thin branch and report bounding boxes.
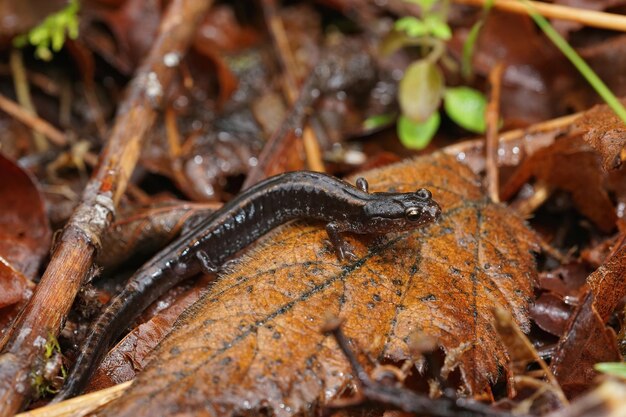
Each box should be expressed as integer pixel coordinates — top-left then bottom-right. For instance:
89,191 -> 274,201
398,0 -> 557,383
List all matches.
325,322 -> 520,417
14,382 -> 131,417
0,93 -> 67,147
10,49 -> 48,151
442,112 -> 582,158
261,0 -> 325,174
453,0 -> 626,32
485,62 -> 504,203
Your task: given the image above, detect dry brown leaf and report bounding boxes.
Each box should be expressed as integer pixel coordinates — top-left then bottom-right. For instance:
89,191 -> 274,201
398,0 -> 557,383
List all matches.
86,275 -> 215,392
501,135 -> 617,233
97,202 -> 218,270
576,100 -> 626,170
0,153 -> 51,279
586,237 -> 626,323
0,256 -> 32,309
550,292 -> 622,398
95,153 -> 540,417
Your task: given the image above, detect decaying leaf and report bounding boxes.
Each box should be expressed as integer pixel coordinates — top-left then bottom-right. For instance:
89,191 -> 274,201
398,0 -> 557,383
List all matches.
551,292 -> 622,398
95,153 -> 540,417
0,256 -> 32,309
0,154 -> 51,279
586,238 -> 626,323
0,257 -> 34,348
501,135 -> 617,233
86,275 -> 215,392
576,100 -> 626,170
97,202 -> 218,270
530,293 -> 573,337
531,263 -> 589,338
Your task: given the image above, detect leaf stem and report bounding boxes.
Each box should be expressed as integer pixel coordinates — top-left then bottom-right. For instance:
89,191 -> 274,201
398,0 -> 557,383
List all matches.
519,0 -> 626,124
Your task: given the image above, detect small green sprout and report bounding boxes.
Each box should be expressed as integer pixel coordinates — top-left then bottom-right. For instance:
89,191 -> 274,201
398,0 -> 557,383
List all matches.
595,362 -> 626,379
13,0 -> 80,61
363,113 -> 396,131
391,0 -> 488,149
32,333 -> 66,397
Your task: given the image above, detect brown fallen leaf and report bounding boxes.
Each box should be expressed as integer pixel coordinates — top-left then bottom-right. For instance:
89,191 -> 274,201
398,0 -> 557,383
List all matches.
0,256 -> 34,345
97,202 -> 218,270
0,153 -> 51,279
531,263 -> 590,338
86,275 -> 215,392
530,293 -> 573,337
501,135 -> 617,233
94,153 -> 540,417
586,236 -> 626,323
575,99 -> 626,170
550,291 -> 622,398
0,256 -> 32,309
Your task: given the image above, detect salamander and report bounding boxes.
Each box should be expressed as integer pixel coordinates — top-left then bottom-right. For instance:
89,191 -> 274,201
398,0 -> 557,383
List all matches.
55,170 -> 441,400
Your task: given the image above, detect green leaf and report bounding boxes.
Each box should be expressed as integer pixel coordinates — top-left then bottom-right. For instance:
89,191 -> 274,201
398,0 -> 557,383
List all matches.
399,60 -> 444,123
462,21 -> 483,80
397,113 -> 440,150
595,362 -> 626,378
424,15 -> 451,40
363,114 -> 396,130
395,17 -> 429,38
444,87 -> 487,133
461,0 -> 494,80
51,27 -> 65,51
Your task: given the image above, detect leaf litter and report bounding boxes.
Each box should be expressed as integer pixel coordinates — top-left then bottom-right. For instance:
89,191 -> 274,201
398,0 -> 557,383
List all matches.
96,152 -> 540,416
4,1 -> 626,416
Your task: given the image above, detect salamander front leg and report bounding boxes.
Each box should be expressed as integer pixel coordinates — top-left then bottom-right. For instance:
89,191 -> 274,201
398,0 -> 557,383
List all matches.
326,222 -> 357,261
356,177 -> 369,193
196,250 -> 219,274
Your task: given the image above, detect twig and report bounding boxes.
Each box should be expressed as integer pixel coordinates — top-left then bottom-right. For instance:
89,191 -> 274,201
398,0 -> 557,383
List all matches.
243,38 -> 375,188
324,321 -> 520,417
0,82 -> 106,169
260,0 -> 325,173
0,1 -> 213,415
0,93 -> 67,147
442,112 -> 582,158
485,62 -> 504,203
242,73 -> 316,188
453,0 -> 626,32
10,49 -> 48,151
0,63 -> 61,96
14,381 -> 131,417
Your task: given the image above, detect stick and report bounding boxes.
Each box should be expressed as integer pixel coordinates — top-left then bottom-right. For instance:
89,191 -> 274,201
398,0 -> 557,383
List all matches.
0,93 -> 67,147
14,382 -> 131,417
261,0 -> 325,174
453,0 -> 626,32
485,63 -> 504,203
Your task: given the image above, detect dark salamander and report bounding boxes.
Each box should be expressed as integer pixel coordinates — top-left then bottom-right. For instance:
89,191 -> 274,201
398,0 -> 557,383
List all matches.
55,171 -> 441,400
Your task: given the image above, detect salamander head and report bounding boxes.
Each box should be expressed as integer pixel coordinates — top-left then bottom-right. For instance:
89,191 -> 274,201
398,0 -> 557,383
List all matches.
360,188 -> 441,233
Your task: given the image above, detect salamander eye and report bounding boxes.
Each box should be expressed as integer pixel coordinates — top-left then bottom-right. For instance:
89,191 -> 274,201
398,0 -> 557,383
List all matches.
416,188 -> 432,200
405,207 -> 423,222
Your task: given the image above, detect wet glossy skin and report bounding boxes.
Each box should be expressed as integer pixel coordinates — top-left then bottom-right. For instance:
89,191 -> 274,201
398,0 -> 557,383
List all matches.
55,171 -> 441,400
